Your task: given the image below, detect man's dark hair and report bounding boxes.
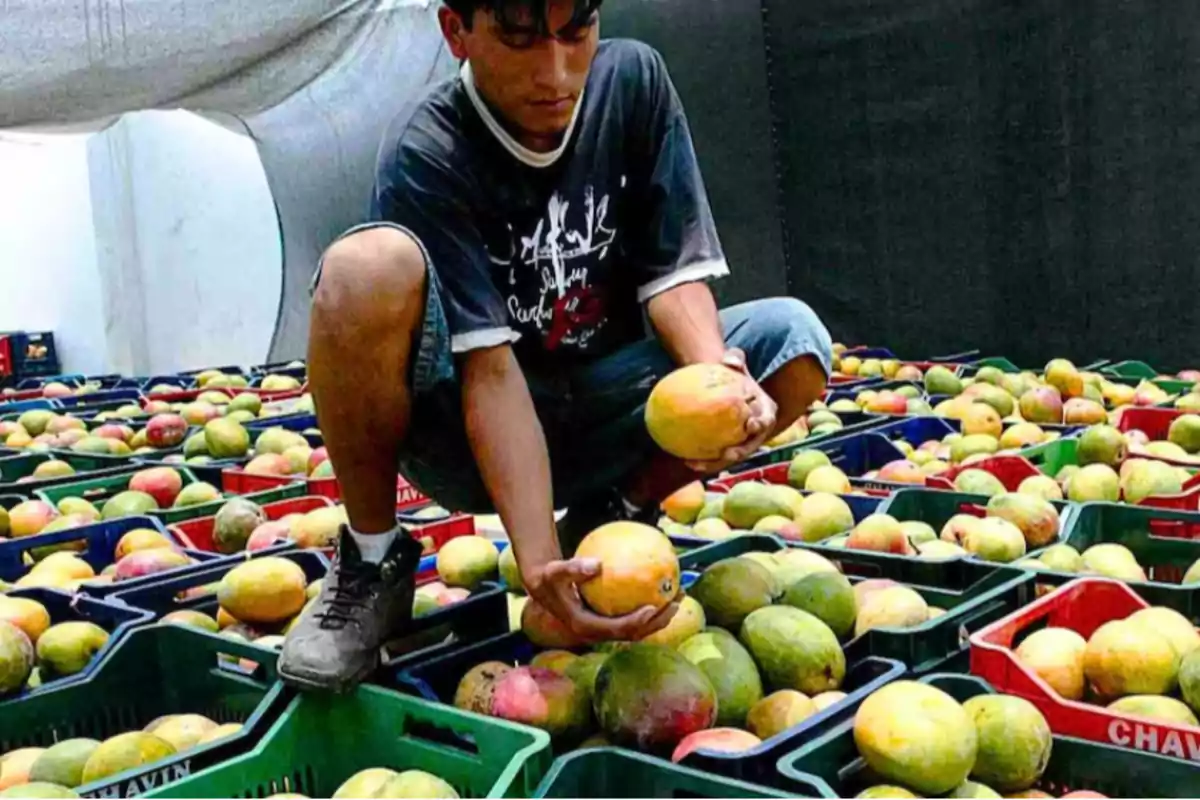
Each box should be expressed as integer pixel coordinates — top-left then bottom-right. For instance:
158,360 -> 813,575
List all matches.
445,0 -> 603,33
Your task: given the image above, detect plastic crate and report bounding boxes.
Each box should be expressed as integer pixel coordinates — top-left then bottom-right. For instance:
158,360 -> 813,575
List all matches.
713,432 -> 906,490
0,397 -> 59,413
1103,359 -> 1160,380
877,487 -> 1075,547
15,374 -> 85,390
223,468 -> 431,513
248,360 -> 307,378
924,453 -> 1047,492
168,495 -> 335,552
143,683 -> 552,800
0,451 -> 143,494
971,577 -> 1200,763
109,549 -> 509,670
708,463 -> 887,519
0,587 -> 153,703
395,629 -> 899,792
8,331 -> 61,380
1,624 -> 287,799
34,467 -> 201,509
535,748 -> 795,799
929,349 -> 982,363
777,672 -> 1198,797
0,514 -> 210,584
1116,406 -> 1200,468
53,387 -> 142,409
675,533 -> 1034,675
105,549 -> 328,622
734,412 -> 892,470
826,380 -> 927,411
809,543 -> 1036,674
133,451 -> 250,487
1000,501 -> 1200,615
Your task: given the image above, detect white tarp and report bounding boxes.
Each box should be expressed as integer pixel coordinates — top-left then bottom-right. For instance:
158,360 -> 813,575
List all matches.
2,0 -> 457,360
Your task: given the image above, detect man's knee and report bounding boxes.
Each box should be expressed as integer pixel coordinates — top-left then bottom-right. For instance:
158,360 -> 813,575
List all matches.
728,296 -> 834,381
313,227 -> 427,316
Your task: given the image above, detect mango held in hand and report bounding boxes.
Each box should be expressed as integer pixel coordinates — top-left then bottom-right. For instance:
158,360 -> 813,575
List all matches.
575,522 -> 679,617
644,364 -> 749,461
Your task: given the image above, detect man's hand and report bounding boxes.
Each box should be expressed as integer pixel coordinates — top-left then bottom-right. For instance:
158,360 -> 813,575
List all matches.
685,348 -> 778,474
523,556 -> 679,643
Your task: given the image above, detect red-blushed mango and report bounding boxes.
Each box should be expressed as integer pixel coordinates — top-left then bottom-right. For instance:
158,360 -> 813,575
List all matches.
490,666 -> 591,741
671,728 -> 761,763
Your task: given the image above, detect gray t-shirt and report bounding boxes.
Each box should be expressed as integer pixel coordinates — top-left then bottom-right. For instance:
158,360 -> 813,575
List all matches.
372,38 -> 728,375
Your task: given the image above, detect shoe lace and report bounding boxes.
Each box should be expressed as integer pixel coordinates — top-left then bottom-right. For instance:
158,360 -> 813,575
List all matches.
315,558 -> 379,630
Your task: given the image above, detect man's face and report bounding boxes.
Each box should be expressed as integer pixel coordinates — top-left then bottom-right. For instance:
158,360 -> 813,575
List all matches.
442,1 -> 599,147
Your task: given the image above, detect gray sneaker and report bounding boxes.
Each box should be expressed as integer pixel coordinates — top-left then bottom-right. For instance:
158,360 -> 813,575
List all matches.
279,527 -> 423,692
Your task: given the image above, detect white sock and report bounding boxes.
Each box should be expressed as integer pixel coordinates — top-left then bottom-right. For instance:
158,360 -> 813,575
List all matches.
622,497 -> 642,518
350,525 -> 400,564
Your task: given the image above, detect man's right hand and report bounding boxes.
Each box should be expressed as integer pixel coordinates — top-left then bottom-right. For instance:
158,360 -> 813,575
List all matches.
523,556 -> 679,643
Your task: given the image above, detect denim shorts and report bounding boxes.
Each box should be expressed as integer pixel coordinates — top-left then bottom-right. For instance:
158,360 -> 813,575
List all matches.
320,223 -> 834,513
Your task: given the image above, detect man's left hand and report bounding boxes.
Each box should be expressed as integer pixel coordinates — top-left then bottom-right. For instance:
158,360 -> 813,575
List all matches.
685,348 -> 778,474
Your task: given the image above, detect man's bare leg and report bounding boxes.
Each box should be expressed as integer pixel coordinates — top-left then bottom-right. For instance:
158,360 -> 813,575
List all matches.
280,227 -> 429,692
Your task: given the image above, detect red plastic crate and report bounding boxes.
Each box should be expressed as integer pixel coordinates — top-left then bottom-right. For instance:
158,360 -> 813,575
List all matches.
408,513 -> 476,561
1116,407 -> 1200,469
169,495 -> 335,552
0,336 -> 10,379
224,469 -> 430,512
710,461 -> 905,499
925,454 -> 1043,491
970,578 -> 1200,761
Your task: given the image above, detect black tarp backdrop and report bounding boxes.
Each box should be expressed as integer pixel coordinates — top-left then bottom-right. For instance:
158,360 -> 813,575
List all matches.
763,0 -> 1200,369
257,0 -> 1200,370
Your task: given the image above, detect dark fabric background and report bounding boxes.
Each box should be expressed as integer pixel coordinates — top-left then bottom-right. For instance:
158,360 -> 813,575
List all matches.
763,0 -> 1200,369
259,0 -> 1200,372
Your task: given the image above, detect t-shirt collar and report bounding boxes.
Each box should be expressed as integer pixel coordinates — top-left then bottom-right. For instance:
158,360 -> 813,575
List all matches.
461,61 -> 585,169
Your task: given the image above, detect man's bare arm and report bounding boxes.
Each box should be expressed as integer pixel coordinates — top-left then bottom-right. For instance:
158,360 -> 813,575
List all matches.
460,344 -> 672,640
645,281 -> 727,366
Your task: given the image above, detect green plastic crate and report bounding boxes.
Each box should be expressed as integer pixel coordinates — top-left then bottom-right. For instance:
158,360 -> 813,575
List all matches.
1103,359 -> 1160,380
1,624 -> 287,799
678,531 -> 1036,675
776,673 -> 1199,797
1003,501 -> 1200,617
971,356 -> 1020,373
880,487 -> 1075,538
0,451 -> 141,494
145,684 -> 553,799
34,470 -> 305,524
34,468 -> 202,508
534,749 -> 795,798
1024,436 -> 1078,477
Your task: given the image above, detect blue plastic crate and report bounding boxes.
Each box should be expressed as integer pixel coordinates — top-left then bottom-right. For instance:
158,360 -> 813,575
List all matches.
864,415 -> 957,446
245,412 -> 317,432
735,412 -> 892,471
15,374 -> 84,390
51,387 -> 142,409
0,514 -> 219,587
141,374 -> 196,391
179,364 -> 247,379
840,347 -> 897,360
105,549 -> 328,618
108,549 -> 509,666
0,398 -> 60,413
248,362 -> 307,379
1,587 -> 154,704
